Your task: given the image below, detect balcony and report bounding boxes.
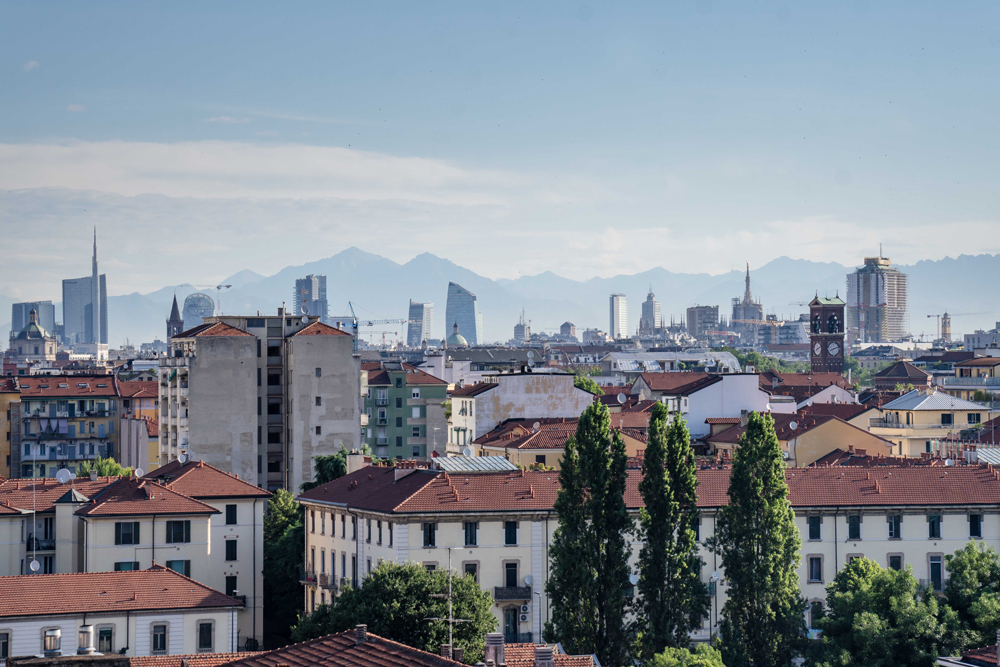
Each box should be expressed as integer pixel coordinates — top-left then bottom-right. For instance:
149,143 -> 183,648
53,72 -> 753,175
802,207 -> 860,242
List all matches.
869,419 -> 958,430
26,536 -> 55,551
179,418 -> 188,428
941,376 -> 1000,387
376,438 -> 388,445
494,585 -> 532,601
299,568 -> 317,585
376,418 -> 388,425
267,415 -> 283,424
267,386 -> 283,395
319,573 -> 337,591
232,594 -> 247,607
376,398 -> 388,406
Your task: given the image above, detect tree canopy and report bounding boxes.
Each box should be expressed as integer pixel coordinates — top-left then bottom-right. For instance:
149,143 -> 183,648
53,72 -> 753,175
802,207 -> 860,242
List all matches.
945,541 -> 1000,648
262,489 -> 304,648
649,644 -> 725,667
573,373 -> 603,396
77,456 -> 132,477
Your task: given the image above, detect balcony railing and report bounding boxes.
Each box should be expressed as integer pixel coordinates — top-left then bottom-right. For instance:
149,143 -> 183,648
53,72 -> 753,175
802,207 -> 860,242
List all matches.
376,438 -> 388,445
299,568 -> 317,585
494,585 -> 532,601
376,398 -> 388,406
869,419 -> 959,430
232,594 -> 247,607
319,573 -> 337,591
941,376 -> 1000,387
377,418 -> 388,425
26,536 -> 55,551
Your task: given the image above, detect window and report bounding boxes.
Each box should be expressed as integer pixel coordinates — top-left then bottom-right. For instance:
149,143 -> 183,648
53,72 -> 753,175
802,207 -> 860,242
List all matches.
535,454 -> 546,465
504,562 -> 518,588
809,601 -> 824,630
888,554 -> 903,571
928,514 -> 942,539
226,540 -> 238,561
321,512 -> 325,534
971,514 -> 983,538
969,413 -> 982,424
395,377 -> 402,388
888,514 -> 902,539
341,514 -> 346,537
388,522 -> 393,547
412,427 -> 420,438
930,555 -> 943,591
808,556 -> 823,583
165,520 -> 191,543
367,519 -> 372,543
411,388 -> 421,399
115,521 -> 140,545
396,417 -> 402,428
267,372 -> 280,386
315,426 -> 322,435
808,516 -> 822,540
352,516 -> 357,540
311,510 -> 315,533
941,413 -> 953,425
257,368 -> 262,387
226,575 -> 238,597
197,622 -> 213,652
98,627 -> 113,653
464,521 -> 478,546
315,396 -> 322,406
423,522 -> 436,547
367,558 -> 371,574
694,517 -> 701,542
226,504 -> 237,525
114,561 -> 140,571
166,560 -> 190,576
396,397 -> 402,409
412,407 -> 420,419
151,625 -> 167,654
425,563 -> 437,572
412,445 -> 420,457
267,459 -> 281,472
504,521 -> 518,546
315,367 -> 322,377
848,515 -> 861,540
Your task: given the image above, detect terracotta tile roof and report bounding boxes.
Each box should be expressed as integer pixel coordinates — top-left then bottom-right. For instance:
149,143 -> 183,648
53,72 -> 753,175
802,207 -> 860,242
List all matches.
707,413 -> 891,447
145,460 -> 271,499
366,363 -> 447,386
0,477 -> 117,513
0,565 -> 239,618
913,351 -> 975,364
706,417 -> 741,425
145,417 -> 160,437
223,629 -> 465,667
634,372 -> 721,394
131,653 -> 267,667
759,371 -> 851,390
75,477 -> 221,516
609,411 -> 652,429
0,378 -> 18,392
361,361 -> 384,371
18,375 -> 118,397
622,399 -> 658,413
811,448 -> 927,468
291,321 -> 352,337
448,382 -> 496,397
118,380 -> 159,398
176,322 -> 254,338
961,644 -> 999,666
875,360 -> 930,379
957,358 -> 1000,367
503,643 -> 596,667
799,403 -> 870,421
858,389 -> 903,408
619,427 -> 649,443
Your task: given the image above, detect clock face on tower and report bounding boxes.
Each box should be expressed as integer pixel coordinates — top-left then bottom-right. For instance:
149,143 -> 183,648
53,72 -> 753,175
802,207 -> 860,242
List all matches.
828,341 -> 841,357
813,341 -> 822,356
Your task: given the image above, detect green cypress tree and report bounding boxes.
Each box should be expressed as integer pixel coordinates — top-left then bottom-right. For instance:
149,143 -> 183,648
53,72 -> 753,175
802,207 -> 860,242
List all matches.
708,412 -> 805,667
638,405 -> 708,658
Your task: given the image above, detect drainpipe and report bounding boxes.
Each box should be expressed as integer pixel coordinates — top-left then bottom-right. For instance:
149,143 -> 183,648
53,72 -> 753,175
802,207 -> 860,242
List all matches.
151,514 -> 156,564
253,497 -> 258,649
833,507 -> 839,571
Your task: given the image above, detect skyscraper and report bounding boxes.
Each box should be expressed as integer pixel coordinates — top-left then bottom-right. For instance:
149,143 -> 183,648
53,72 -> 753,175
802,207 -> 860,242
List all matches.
846,254 -> 909,342
639,288 -> 661,336
445,282 -> 482,345
10,301 -> 56,342
62,229 -> 108,345
609,293 -> 628,339
513,309 -> 530,342
407,301 -> 434,346
294,274 -> 329,323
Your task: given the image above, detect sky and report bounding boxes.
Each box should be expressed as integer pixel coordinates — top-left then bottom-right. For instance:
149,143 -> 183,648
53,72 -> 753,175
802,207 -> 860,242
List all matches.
2,0 -> 999,300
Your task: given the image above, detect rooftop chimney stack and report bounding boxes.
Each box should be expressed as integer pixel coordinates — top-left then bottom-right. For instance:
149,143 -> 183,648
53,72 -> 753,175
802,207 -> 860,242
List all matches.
440,644 -> 453,659
484,633 -> 505,666
534,646 -> 555,667
355,624 -> 367,645
77,625 -> 96,655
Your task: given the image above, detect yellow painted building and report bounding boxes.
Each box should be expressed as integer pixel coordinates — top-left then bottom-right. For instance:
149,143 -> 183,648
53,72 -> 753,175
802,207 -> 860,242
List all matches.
0,378 -> 20,478
938,357 -> 1000,402
868,389 -> 989,457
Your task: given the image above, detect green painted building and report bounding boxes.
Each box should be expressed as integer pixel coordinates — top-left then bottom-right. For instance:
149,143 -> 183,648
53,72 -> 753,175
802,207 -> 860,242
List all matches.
363,361 -> 450,459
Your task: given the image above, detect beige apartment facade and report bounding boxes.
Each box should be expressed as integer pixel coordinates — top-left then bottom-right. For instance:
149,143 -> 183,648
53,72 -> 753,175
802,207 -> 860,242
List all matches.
868,389 -> 989,456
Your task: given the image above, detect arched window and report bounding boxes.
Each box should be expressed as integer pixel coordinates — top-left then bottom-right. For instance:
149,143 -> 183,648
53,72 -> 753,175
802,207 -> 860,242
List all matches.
828,314 -> 840,334
812,316 -> 822,334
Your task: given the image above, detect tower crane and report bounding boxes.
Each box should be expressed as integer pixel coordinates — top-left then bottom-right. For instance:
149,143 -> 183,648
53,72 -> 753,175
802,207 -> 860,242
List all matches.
331,302 -> 413,352
927,312 -> 994,340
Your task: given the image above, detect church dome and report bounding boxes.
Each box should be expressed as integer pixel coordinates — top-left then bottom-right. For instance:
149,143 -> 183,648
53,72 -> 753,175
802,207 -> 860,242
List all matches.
446,322 -> 468,348
15,309 -> 50,341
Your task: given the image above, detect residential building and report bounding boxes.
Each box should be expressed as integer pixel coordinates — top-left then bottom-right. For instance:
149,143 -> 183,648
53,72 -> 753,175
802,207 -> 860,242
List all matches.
181,294 -> 216,332
757,316 -> 809,350
0,567 -> 241,658
513,310 -> 530,343
685,305 -> 718,339
940,357 -> 1000,402
16,376 -> 119,478
10,301 -> 56,344
62,230 -> 108,346
609,294 -> 628,339
600,350 -> 742,382
10,309 -> 57,363
160,312 -> 362,492
873,360 -> 931,390
868,389 -> 989,456
846,254 -> 909,342
447,382 -> 494,448
294,275 -> 329,323
0,379 -> 19,478
758,371 -> 854,407
965,325 -> 1000,351
444,283 -> 482,346
362,361 -> 449,459
407,301 -> 434,347
166,295 -> 184,341
300,459 -> 1000,643
731,264 -> 764,344
473,417 -> 648,469
559,322 -> 576,339
639,289 -> 661,336
119,381 -> 160,421
460,371 -> 594,439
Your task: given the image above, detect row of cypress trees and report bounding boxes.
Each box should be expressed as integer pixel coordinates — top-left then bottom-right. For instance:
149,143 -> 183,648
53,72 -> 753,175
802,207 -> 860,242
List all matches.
545,402 -> 803,667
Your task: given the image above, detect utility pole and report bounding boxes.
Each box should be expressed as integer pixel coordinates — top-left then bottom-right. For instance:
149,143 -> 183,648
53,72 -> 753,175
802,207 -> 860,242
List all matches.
425,547 -> 471,658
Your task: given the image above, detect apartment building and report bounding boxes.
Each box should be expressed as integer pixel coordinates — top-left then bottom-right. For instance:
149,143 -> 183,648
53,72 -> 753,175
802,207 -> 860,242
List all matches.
0,379 -> 19,478
0,567 -> 241,658
459,371 -> 594,439
940,357 -> 1000,402
473,417 -> 649,469
16,376 -> 119,478
362,361 -> 449,459
868,389 -> 989,456
299,459 -> 1000,643
160,311 -> 362,492
0,460 -> 268,647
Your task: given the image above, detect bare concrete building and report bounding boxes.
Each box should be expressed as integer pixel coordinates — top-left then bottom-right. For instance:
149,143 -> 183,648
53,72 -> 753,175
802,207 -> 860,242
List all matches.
846,254 -> 909,343
160,310 -> 362,491
686,305 -> 719,339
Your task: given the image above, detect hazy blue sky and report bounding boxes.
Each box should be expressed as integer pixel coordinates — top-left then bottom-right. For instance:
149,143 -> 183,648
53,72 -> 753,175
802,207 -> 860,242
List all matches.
1,1 -> 998,299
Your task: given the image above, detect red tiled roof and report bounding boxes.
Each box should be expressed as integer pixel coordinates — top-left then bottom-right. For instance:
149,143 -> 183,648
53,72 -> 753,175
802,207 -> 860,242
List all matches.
176,322 -> 253,338
957,358 -> 1000,367
858,389 -> 903,408
799,403 -> 871,421
118,380 -> 159,398
708,413 -> 890,447
291,321 -> 352,337
132,653 -> 267,667
146,417 -> 160,437
759,371 -> 851,389
361,361 -> 384,371
0,378 -> 18,393
961,644 -> 999,666
0,565 -> 239,618
75,477 -> 221,516
811,449 -> 927,468
622,399 -> 658,413
875,360 -> 930,379
145,460 -> 271,499
448,382 -> 496,397
634,372 -> 721,394
706,417 -> 741,425
223,629 -> 465,667
504,643 -> 596,667
0,477 -> 117,513
366,363 -> 447,386
609,412 -> 652,429
18,375 -> 118,397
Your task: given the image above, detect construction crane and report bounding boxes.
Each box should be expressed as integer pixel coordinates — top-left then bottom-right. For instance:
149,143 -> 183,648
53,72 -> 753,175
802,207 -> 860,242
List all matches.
189,284 -> 233,315
332,302 -> 413,352
789,301 -> 808,307
927,312 -> 994,340
733,318 -> 782,328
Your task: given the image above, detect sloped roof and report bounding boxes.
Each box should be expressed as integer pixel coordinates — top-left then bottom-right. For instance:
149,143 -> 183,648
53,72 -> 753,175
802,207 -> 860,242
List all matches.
759,371 -> 851,390
223,629 -> 466,667
875,361 -> 929,379
144,459 -> 271,499
75,477 -> 221,516
799,403 -> 871,421
290,321 -> 352,337
118,380 -> 159,398
448,382 -> 496,397
956,357 -> 1000,367
0,477 -> 117,514
959,644 -> 998,666
146,418 -> 160,437
18,376 -> 118,397
504,643 -> 596,667
810,296 -> 845,306
634,372 -> 721,394
367,363 -> 448,386
0,565 -> 239,619
434,456 -> 519,472
882,390 -> 986,412
175,322 -> 253,338
133,653 -> 267,667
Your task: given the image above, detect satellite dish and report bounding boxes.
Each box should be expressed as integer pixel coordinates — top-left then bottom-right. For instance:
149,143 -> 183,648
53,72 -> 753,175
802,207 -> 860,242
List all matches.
945,458 -> 954,466
524,575 -> 533,585
628,574 -> 639,586
55,469 -> 71,484
532,422 -> 541,432
178,453 -> 188,464
527,351 -> 534,359
462,447 -> 473,458
134,468 -> 145,478
782,451 -> 790,460
710,570 -> 721,582
29,559 -> 40,572
68,471 -> 76,480
301,315 -> 311,324
789,421 -> 798,431
617,393 -> 627,404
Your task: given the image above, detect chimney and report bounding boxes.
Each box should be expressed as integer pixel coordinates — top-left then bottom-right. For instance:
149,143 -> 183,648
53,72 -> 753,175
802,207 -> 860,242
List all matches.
43,628 -> 62,657
440,644 -> 453,659
77,625 -> 95,655
355,624 -> 367,645
453,647 -> 464,663
90,469 -> 98,481
484,633 -> 504,666
740,409 -> 749,428
534,646 -> 555,667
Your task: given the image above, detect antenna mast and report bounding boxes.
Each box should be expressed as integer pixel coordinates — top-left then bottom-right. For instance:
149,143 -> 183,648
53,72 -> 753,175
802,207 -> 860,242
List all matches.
425,547 -> 471,657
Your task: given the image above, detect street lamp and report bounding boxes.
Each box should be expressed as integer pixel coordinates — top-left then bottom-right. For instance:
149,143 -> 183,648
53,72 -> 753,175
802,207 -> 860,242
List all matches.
709,571 -> 721,642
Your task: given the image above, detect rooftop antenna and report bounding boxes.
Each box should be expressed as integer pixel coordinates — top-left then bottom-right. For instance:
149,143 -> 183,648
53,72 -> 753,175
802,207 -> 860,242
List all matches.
424,548 -> 472,658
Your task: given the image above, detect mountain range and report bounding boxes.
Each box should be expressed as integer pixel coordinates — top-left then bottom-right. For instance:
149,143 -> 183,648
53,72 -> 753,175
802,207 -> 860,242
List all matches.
3,250 -> 998,347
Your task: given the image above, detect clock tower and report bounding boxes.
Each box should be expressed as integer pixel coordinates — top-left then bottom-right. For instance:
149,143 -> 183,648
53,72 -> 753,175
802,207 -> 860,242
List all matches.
809,295 -> 846,373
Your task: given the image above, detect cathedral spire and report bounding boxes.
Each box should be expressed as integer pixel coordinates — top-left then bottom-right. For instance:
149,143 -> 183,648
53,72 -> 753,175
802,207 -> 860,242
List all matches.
743,262 -> 753,304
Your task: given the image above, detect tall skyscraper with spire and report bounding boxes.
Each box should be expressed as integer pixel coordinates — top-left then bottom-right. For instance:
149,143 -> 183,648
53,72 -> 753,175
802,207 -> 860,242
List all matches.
62,227 -> 108,345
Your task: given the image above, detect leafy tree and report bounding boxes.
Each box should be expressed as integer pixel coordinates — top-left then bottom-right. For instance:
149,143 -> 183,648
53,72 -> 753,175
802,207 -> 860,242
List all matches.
546,402 -> 634,667
573,373 -> 603,396
299,444 -> 379,493
649,644 -> 725,667
637,404 -> 707,658
262,489 -> 304,647
264,488 -> 301,542
442,399 -> 452,420
814,557 -> 966,667
894,382 -> 916,393
291,561 -> 496,663
945,541 -> 1000,647
714,346 -> 810,374
707,412 -> 805,667
77,456 -> 132,477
